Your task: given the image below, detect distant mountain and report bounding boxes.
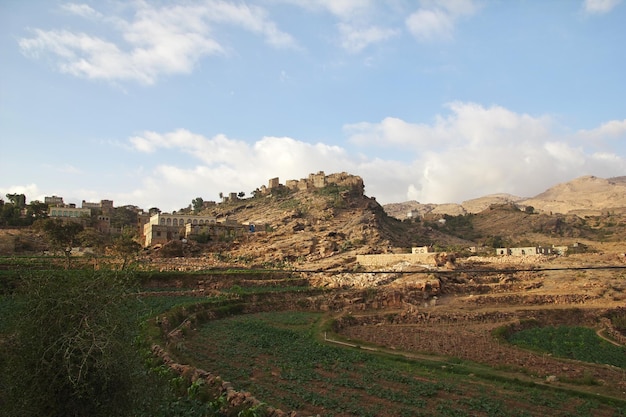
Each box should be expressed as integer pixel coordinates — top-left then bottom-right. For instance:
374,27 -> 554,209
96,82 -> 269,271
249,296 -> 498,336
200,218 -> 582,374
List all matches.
384,176 -> 626,219
383,193 -> 523,219
520,176 -> 626,216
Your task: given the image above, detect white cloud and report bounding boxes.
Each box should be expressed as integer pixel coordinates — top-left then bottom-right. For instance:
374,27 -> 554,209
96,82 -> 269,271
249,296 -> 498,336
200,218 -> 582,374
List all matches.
61,3 -> 103,19
19,1 -> 296,84
406,9 -> 454,41
337,23 -> 399,53
0,184 -> 43,203
110,103 -> 626,210
583,0 -> 622,14
406,0 -> 480,42
277,0 -> 374,20
345,102 -> 626,203
278,0 -> 395,52
578,119 -> 626,138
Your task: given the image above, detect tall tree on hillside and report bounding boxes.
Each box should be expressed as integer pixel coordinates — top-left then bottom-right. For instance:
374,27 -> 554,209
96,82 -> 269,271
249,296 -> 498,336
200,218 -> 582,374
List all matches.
109,229 -> 142,270
192,197 -> 204,213
110,206 -> 138,229
37,219 -> 84,268
0,201 -> 22,226
26,200 -> 49,221
5,193 -> 26,208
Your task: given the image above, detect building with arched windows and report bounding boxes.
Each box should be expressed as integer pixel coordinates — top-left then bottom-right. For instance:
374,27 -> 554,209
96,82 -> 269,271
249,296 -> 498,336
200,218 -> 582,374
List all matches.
148,213 -> 217,228
142,212 -> 247,247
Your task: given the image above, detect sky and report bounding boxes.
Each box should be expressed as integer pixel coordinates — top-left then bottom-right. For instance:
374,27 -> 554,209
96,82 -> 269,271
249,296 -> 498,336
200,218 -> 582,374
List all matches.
1,0 -> 626,213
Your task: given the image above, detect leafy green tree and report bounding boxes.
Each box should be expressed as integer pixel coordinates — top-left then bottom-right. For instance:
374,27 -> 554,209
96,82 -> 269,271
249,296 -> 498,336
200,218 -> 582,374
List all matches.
5,193 -> 26,208
192,197 -> 204,213
26,200 -> 48,221
110,206 -> 138,229
0,201 -> 21,226
37,219 -> 84,268
1,269 -> 157,417
109,229 -> 142,270
484,235 -> 505,248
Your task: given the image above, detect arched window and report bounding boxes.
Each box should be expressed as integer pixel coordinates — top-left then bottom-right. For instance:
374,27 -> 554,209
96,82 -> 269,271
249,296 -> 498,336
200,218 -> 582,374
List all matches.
193,219 -> 198,225
166,218 -> 171,225
173,218 -> 178,226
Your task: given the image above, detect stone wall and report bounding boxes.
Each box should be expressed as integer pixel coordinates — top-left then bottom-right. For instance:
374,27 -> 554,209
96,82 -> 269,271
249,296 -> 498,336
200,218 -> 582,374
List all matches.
356,253 -> 440,267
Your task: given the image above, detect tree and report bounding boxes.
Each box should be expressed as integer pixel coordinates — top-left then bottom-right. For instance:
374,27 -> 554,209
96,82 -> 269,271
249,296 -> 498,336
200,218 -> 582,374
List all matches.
5,193 -> 26,208
524,205 -> 535,214
238,191 -> 245,198
38,219 -> 84,268
0,201 -> 21,226
192,197 -> 204,213
26,200 -> 48,221
2,269 -> 156,417
148,207 -> 161,216
109,229 -> 142,270
110,206 -> 138,229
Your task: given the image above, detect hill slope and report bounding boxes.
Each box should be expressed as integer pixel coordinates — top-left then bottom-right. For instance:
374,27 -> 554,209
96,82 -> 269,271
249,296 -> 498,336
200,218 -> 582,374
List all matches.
384,175 -> 626,219
197,175 -> 472,269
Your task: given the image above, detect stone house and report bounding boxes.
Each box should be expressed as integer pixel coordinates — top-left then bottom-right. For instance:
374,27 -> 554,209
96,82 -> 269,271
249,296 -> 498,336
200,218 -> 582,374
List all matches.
412,246 -> 434,254
496,246 -> 554,256
142,213 -> 246,247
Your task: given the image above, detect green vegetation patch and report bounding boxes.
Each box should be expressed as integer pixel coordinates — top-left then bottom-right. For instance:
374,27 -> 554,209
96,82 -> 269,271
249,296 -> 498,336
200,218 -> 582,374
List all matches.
172,311 -> 622,417
508,325 -> 626,368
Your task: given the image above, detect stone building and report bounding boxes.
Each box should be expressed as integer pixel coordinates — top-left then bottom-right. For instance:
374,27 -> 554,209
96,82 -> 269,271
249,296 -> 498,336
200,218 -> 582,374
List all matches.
496,246 -> 554,256
412,246 -> 434,254
49,206 -> 91,219
45,195 -> 64,207
271,171 -> 365,194
142,213 -> 247,247
82,199 -> 114,214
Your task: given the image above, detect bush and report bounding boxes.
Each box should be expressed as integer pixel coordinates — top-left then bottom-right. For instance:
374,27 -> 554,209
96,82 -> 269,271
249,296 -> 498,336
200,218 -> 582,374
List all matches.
1,269 -> 156,417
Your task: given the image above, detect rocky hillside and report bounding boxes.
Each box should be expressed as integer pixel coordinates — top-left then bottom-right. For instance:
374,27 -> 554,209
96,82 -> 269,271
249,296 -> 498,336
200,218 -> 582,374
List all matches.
384,176 -> 626,219
521,175 -> 626,216
196,173 -> 473,270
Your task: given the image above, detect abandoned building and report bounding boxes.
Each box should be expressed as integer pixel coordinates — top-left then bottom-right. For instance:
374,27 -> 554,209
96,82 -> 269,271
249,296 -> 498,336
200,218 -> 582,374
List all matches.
258,171 -> 365,195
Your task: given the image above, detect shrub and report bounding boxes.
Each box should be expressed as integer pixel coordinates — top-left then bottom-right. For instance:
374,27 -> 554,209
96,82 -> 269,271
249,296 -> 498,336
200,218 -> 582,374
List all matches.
1,269 -> 156,417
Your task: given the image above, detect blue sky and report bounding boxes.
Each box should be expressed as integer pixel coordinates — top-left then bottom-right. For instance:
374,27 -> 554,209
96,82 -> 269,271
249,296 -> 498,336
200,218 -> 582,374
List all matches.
1,0 -> 625,212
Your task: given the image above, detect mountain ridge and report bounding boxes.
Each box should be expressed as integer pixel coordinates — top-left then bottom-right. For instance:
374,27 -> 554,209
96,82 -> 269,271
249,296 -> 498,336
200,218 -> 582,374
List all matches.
383,175 -> 626,219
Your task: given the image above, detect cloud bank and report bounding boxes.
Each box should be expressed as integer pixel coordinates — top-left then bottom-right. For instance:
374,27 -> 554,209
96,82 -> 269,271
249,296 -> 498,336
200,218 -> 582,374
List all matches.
19,1 -> 296,84
115,102 -> 626,211
18,0 -> 484,83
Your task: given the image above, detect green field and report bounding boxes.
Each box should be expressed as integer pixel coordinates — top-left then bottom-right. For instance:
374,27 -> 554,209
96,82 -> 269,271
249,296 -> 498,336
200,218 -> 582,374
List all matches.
172,311 -> 626,417
508,325 -> 626,368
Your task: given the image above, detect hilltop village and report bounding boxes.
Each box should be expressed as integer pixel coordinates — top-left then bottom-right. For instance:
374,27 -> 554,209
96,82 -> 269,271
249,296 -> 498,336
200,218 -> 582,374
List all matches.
0,171 -> 589,264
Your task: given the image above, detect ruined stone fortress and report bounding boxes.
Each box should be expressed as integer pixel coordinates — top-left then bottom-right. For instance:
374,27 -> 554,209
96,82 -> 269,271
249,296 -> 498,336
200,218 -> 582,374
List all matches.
143,171 -> 364,248
260,171 -> 364,195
